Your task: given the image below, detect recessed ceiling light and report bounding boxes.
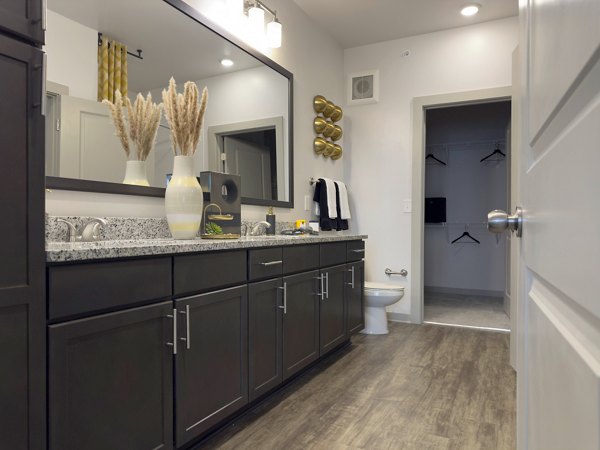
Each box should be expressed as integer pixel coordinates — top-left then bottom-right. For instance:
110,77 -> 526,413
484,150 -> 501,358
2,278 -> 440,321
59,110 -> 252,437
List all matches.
220,58 -> 234,67
461,3 -> 480,16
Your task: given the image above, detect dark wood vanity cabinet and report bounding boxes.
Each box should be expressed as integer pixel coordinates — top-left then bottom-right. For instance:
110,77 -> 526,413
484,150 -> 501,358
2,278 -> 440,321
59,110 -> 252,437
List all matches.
44,240 -> 365,448
319,264 -> 348,355
48,302 -> 174,450
0,0 -> 44,44
346,261 -> 365,335
248,278 -> 283,401
282,270 -> 320,381
174,286 -> 248,448
0,32 -> 45,450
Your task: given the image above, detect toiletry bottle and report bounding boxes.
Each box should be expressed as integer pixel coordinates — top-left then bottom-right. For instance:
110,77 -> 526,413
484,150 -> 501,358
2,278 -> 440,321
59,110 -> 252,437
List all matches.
266,207 -> 276,235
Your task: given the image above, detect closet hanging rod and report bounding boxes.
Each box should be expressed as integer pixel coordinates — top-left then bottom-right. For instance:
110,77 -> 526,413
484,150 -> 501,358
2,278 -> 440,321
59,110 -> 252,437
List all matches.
98,33 -> 143,60
429,138 -> 506,149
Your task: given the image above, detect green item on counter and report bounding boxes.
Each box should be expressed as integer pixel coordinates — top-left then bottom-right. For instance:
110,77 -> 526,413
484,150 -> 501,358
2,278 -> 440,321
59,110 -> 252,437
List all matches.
205,222 -> 223,235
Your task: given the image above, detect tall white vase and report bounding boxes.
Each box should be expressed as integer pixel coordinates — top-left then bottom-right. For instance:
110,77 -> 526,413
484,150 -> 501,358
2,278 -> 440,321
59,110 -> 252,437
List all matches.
123,160 -> 150,186
165,155 -> 203,239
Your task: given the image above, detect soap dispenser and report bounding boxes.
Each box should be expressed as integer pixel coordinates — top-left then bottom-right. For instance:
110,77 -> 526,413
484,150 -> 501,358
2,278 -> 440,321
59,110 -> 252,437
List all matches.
266,206 -> 276,235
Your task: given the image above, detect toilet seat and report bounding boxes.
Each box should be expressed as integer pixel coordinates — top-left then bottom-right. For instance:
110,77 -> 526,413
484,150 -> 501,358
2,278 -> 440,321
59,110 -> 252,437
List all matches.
364,282 -> 404,291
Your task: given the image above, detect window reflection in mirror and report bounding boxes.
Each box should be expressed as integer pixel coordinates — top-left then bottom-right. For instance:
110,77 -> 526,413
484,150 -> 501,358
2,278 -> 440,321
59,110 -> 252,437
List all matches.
44,0 -> 292,206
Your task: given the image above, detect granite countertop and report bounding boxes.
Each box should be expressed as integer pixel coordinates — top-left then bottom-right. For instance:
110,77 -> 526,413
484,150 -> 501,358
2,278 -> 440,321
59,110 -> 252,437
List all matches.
46,233 -> 368,263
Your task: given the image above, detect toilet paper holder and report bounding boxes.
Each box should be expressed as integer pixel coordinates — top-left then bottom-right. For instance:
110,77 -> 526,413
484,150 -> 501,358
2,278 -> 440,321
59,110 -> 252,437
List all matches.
385,268 -> 408,277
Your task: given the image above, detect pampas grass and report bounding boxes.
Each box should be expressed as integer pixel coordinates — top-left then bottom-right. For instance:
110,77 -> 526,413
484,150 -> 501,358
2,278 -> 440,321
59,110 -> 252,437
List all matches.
162,77 -> 208,156
103,91 -> 162,161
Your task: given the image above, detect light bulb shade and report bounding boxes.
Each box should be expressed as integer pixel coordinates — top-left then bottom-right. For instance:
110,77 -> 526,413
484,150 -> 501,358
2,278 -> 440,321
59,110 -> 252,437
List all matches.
248,6 -> 265,36
266,19 -> 282,48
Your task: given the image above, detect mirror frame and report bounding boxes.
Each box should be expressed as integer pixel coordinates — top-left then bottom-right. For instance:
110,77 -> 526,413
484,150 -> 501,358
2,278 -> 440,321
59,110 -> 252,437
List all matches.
45,0 -> 295,209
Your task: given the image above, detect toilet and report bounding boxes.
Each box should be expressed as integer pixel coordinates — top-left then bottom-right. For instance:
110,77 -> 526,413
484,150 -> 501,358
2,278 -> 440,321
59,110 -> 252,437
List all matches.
362,282 -> 405,335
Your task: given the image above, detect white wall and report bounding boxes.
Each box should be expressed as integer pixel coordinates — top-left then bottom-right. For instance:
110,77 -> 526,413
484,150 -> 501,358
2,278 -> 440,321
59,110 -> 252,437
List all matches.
344,17 -> 518,317
424,102 -> 510,294
44,10 -> 97,101
45,0 -> 346,222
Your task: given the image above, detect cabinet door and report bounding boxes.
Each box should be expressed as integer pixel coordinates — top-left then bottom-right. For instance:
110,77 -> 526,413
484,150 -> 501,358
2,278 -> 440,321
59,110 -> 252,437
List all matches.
282,270 -> 320,380
249,278 -> 283,401
0,36 -> 45,450
0,0 -> 44,44
345,261 -> 365,335
49,302 -> 174,450
175,285 -> 248,447
319,265 -> 347,355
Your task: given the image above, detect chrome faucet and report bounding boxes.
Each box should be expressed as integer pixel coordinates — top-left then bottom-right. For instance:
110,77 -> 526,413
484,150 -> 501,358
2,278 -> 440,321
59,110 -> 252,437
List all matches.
250,221 -> 271,236
57,218 -> 108,242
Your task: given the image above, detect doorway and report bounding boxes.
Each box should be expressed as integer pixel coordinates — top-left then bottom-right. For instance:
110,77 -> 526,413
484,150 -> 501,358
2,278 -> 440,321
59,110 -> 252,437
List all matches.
410,87 -> 513,328
423,101 -> 511,330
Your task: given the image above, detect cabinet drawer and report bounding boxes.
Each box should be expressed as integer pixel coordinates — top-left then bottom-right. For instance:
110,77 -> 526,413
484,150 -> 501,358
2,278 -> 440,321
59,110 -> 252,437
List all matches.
48,258 -> 172,321
174,250 -> 246,296
282,245 -> 319,275
248,248 -> 283,281
346,240 -> 365,262
319,242 -> 347,267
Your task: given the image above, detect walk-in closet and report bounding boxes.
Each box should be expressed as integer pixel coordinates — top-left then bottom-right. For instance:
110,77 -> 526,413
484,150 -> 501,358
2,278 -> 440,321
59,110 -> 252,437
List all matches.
423,101 -> 511,330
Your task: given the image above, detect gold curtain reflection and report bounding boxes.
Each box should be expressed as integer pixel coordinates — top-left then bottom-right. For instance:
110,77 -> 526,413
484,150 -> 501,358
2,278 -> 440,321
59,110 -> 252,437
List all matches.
98,36 -> 128,102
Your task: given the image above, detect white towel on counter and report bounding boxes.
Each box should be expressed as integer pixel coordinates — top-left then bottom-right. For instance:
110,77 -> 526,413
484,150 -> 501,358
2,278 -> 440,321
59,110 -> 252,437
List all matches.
318,177 -> 337,219
335,181 -> 351,219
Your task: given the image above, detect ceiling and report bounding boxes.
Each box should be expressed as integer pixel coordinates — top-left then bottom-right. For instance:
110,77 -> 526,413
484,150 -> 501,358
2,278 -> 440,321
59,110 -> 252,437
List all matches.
48,0 -> 262,92
293,0 -> 518,49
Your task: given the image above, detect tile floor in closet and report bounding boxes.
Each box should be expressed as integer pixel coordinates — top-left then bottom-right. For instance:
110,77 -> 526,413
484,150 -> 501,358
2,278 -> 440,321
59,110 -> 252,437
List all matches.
424,293 -> 510,331
199,323 -> 515,450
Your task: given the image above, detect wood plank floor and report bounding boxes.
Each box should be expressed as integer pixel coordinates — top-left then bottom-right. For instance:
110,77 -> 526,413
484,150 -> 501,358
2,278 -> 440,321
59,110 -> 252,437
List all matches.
199,323 -> 516,450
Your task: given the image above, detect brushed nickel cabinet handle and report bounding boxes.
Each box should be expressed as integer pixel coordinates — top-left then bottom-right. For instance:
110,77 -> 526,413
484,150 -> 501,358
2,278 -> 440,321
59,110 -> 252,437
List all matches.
166,308 -> 177,355
314,275 -> 325,300
346,266 -> 355,288
260,260 -> 283,267
179,305 -> 191,350
278,282 -> 287,314
351,249 -> 365,253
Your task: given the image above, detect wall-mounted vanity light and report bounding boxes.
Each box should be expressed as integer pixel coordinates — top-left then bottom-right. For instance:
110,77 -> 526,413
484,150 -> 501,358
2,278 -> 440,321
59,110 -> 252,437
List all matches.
244,0 -> 282,48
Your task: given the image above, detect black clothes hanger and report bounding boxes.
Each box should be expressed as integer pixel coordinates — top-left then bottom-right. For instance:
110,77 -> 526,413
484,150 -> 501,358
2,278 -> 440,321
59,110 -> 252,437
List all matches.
480,143 -> 506,162
426,153 -> 447,165
451,230 -> 480,244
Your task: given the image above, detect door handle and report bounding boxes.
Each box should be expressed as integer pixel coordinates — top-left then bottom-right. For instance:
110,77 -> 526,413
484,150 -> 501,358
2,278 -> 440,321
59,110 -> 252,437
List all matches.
278,282 -> 287,314
346,266 -> 355,288
325,272 -> 329,299
178,305 -> 191,350
488,207 -> 522,237
166,308 -> 177,355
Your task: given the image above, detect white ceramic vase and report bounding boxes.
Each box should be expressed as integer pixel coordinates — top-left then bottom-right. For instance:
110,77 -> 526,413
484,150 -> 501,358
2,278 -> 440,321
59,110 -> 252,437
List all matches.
123,160 -> 150,186
165,155 -> 203,239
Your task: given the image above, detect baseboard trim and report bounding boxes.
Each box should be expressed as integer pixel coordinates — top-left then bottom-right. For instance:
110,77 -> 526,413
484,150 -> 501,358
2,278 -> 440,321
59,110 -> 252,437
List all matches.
388,312 -> 413,323
424,286 -> 503,298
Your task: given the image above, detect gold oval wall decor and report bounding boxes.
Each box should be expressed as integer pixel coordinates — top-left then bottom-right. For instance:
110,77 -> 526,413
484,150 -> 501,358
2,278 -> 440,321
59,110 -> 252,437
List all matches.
323,121 -> 335,138
331,145 -> 343,160
313,95 -> 327,114
313,137 -> 327,154
331,106 -> 343,122
313,95 -> 343,160
323,101 -> 335,118
313,117 -> 327,134
323,142 -> 335,157
331,125 -> 343,141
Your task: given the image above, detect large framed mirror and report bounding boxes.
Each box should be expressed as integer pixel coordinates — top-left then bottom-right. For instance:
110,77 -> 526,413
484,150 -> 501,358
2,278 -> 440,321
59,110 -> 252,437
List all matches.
44,0 -> 294,207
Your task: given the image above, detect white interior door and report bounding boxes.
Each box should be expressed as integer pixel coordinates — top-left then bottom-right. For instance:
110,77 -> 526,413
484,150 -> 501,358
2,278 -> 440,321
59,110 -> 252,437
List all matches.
516,0 -> 600,448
